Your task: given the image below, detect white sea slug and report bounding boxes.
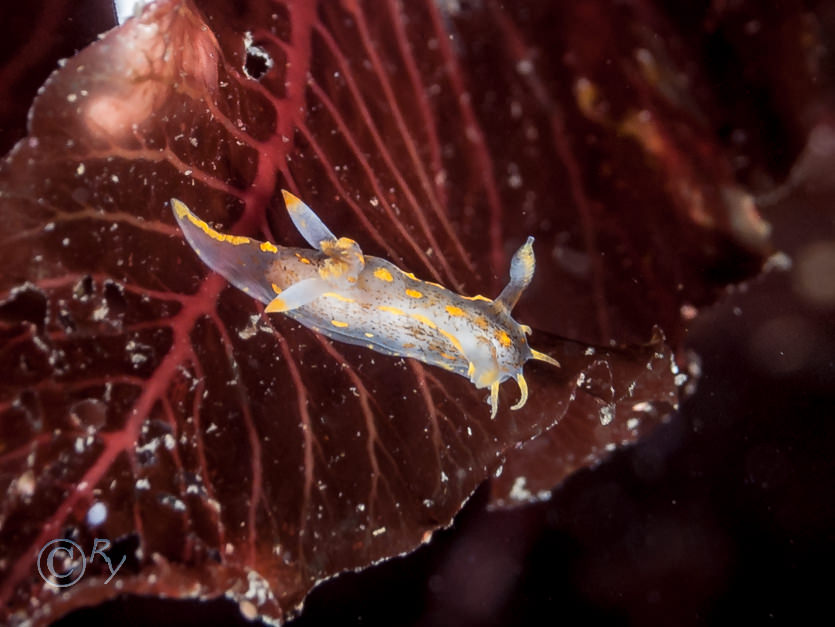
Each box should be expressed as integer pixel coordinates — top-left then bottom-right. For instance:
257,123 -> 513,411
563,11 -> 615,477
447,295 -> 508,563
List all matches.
171,191 -> 559,418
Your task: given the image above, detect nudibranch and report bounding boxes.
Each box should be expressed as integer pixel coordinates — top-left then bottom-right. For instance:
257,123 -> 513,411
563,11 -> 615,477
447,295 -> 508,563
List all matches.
171,191 -> 559,418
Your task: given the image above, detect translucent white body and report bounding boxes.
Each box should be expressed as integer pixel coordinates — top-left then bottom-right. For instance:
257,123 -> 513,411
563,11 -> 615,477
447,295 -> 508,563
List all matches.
171,192 -> 558,417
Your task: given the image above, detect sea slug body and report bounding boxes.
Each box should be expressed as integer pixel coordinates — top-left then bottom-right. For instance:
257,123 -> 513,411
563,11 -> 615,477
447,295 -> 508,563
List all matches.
171,191 -> 559,418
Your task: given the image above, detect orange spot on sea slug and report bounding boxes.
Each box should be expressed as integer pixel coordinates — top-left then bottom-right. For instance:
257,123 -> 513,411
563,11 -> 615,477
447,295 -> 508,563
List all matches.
374,267 -> 393,282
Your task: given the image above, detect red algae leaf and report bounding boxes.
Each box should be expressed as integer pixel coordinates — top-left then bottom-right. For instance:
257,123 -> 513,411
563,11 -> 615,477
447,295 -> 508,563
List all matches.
0,0 -> 770,624
488,330 -> 680,507
0,0 -> 117,155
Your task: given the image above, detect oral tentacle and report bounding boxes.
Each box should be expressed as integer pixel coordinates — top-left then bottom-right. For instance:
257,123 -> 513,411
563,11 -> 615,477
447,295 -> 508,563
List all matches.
510,373 -> 528,410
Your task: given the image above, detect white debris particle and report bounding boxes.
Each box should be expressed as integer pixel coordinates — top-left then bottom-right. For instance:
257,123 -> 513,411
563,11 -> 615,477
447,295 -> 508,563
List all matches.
632,401 -> 653,412
599,405 -> 614,426
14,470 -> 36,498
356,503 -> 366,512
627,417 -> 640,430
76,163 -> 85,176
86,501 -> 107,526
763,251 -> 791,272
509,476 -> 533,501
135,478 -> 151,490
440,471 -> 448,483
62,238 -> 70,246
135,437 -> 160,454
507,162 -> 522,189
680,303 -> 698,320
674,373 -> 687,386
110,174 -> 119,183
244,570 -> 274,607
238,314 -> 261,340
516,59 -> 533,75
46,347 -> 67,372
161,494 -> 186,512
585,347 -> 596,356
605,443 -> 617,451
127,340 -> 148,366
163,433 -> 176,450
31,335 -> 48,354
372,527 -> 387,536
91,302 -> 109,321
206,422 -> 218,434
67,93 -> 77,103
422,499 -> 433,507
